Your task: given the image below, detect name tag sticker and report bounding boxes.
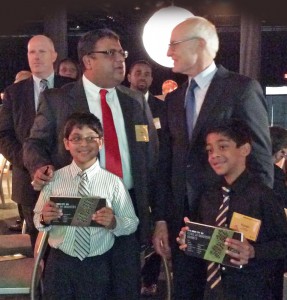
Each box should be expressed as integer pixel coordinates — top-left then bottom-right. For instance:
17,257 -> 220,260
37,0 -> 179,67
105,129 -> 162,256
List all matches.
153,117 -> 161,129
135,125 -> 149,142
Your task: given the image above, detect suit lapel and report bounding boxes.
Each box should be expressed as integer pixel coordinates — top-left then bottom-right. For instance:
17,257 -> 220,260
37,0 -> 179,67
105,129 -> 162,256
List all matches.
25,77 -> 37,120
66,80 -> 90,113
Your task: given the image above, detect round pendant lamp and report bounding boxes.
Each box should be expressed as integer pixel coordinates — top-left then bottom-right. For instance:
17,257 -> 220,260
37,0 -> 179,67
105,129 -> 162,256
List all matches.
142,6 -> 194,68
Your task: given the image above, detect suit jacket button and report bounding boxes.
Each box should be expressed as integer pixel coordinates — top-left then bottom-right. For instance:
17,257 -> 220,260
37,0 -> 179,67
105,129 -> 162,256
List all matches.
186,164 -> 191,168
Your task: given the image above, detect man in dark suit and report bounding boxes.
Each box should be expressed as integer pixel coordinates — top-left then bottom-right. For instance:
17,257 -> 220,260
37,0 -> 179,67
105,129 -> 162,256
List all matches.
23,29 -> 158,299
0,35 -> 72,248
152,16 -> 273,299
128,60 -> 164,297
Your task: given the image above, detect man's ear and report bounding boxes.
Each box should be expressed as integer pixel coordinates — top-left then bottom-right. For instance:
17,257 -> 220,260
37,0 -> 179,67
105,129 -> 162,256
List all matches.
127,73 -> 131,84
83,55 -> 92,70
98,137 -> 104,150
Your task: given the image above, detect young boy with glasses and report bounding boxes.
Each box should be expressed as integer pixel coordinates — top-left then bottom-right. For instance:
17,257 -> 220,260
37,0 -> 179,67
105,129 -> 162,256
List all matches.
33,112 -> 139,299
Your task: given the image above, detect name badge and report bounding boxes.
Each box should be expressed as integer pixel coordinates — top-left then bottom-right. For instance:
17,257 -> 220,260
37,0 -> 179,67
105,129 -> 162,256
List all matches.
153,117 -> 161,129
135,125 -> 149,142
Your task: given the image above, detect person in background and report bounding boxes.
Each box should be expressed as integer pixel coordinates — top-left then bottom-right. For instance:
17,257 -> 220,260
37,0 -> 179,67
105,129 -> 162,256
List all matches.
269,125 -> 287,300
156,79 -> 178,100
128,59 -> 164,297
34,112 -> 139,299
23,29 -> 158,299
8,69 -> 32,232
177,119 -> 287,299
0,35 -> 72,248
152,16 -> 273,299
56,57 -> 81,80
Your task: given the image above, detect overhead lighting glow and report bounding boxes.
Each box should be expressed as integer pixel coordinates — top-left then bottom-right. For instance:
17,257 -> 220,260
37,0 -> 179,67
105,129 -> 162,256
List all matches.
142,6 -> 194,68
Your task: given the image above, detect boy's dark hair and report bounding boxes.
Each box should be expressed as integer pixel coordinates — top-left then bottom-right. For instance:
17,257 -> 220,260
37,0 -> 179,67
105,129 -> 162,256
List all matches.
269,126 -> 287,155
77,29 -> 120,71
205,119 -> 252,147
64,112 -> 103,139
128,60 -> 152,74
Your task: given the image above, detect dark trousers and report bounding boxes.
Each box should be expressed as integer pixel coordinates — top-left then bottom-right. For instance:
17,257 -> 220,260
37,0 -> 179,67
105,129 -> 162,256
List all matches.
21,204 -> 38,249
172,245 -> 206,300
111,234 -> 141,300
141,252 -> 161,286
44,248 -> 112,299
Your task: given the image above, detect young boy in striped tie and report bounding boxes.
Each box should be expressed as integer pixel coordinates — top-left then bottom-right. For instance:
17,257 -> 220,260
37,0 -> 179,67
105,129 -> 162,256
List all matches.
33,112 -> 139,299
177,119 -> 287,299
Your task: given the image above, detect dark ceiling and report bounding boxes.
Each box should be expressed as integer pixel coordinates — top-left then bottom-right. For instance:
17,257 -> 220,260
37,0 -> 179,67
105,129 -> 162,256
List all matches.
1,0 -> 286,35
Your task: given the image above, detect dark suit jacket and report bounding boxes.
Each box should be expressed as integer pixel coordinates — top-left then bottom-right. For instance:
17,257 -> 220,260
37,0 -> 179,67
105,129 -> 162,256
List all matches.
0,75 -> 73,206
23,80 -> 158,244
154,65 -> 273,238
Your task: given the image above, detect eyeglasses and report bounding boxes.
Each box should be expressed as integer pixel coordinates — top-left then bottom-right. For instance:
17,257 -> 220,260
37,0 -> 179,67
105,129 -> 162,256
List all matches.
168,37 -> 200,48
88,49 -> 129,59
68,136 -> 101,144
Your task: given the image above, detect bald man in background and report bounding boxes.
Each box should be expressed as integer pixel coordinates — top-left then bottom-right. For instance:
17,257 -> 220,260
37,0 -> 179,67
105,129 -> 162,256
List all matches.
0,35 -> 72,248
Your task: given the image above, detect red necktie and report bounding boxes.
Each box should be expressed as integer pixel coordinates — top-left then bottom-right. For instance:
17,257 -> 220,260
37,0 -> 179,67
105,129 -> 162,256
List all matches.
100,89 -> 123,178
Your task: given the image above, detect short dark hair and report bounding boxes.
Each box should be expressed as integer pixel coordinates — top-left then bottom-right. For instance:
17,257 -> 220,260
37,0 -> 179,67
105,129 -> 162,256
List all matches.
64,112 -> 103,139
269,126 -> 287,154
128,60 -> 152,74
77,29 -> 120,71
205,119 -> 252,147
56,57 -> 81,80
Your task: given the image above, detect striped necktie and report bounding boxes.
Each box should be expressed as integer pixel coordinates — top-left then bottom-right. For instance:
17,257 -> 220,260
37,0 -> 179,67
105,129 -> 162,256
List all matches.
206,186 -> 231,290
74,171 -> 90,260
185,79 -> 198,140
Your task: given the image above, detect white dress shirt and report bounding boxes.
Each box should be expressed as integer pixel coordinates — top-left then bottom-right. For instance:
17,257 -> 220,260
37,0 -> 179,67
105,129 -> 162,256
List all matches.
34,159 -> 139,258
82,75 -> 133,189
186,61 -> 218,126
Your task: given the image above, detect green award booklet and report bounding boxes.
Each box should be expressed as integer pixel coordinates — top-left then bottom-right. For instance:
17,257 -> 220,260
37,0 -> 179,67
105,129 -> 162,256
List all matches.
50,196 -> 106,227
185,221 -> 243,268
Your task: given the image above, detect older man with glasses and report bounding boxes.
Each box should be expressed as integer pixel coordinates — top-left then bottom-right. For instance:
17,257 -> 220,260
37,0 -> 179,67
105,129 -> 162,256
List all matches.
23,29 -> 158,300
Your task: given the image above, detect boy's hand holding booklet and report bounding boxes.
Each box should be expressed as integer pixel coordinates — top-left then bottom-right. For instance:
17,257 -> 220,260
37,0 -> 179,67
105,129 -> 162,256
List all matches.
184,220 -> 243,268
50,196 -> 106,227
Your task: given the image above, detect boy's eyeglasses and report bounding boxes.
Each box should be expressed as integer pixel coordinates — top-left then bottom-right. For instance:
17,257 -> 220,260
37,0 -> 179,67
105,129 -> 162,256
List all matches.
68,136 -> 101,144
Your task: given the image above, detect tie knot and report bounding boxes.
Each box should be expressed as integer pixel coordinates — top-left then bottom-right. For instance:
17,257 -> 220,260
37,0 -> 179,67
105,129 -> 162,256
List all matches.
222,186 -> 230,197
100,89 -> 108,97
79,171 -> 88,180
40,79 -> 48,90
189,79 -> 197,91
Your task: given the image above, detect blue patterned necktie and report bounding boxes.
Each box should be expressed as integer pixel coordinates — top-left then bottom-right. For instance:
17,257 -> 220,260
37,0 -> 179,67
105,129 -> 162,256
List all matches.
185,79 -> 198,140
206,186 -> 231,290
74,171 -> 91,260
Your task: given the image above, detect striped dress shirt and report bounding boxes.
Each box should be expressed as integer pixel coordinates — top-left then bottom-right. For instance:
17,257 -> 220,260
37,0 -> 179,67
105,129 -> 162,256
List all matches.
34,159 -> 139,258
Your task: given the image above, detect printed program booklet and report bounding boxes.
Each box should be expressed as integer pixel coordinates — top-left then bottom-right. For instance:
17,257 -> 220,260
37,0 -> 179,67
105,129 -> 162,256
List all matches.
185,221 -> 243,268
50,196 -> 106,227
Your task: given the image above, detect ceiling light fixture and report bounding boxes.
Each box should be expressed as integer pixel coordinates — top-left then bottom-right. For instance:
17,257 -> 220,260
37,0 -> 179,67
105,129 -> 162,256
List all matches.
142,5 -> 194,67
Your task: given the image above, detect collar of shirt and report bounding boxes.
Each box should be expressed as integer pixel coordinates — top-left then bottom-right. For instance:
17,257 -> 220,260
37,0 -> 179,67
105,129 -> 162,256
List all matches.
69,159 -> 101,181
144,91 -> 149,102
220,169 -> 251,195
82,74 -> 116,99
33,72 -> 54,89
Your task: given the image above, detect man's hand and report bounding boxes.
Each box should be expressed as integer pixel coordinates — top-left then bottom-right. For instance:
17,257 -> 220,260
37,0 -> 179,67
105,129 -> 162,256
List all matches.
42,201 -> 63,224
225,237 -> 255,266
31,165 -> 54,191
93,207 -> 116,229
152,221 -> 171,258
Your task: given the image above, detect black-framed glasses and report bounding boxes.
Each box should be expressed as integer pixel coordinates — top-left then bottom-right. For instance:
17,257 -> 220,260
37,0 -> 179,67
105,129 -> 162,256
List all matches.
168,37 -> 200,48
88,49 -> 128,59
68,136 -> 101,144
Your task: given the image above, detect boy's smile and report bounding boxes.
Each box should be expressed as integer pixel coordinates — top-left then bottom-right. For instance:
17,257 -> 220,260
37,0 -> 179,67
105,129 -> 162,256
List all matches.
64,125 -> 103,170
206,132 -> 250,184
